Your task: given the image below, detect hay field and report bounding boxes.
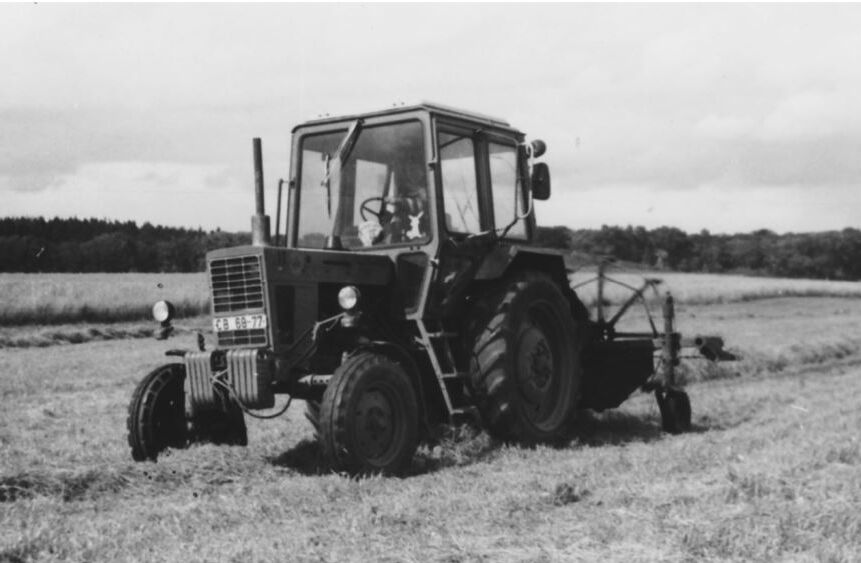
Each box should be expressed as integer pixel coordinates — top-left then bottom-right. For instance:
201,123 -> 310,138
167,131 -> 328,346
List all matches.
0,273 -> 208,326
2,269 -> 860,330
1,296 -> 861,561
569,269 -> 861,308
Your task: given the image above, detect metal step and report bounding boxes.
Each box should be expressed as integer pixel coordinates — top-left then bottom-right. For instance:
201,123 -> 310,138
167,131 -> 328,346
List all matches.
450,406 -> 480,425
441,372 -> 468,379
427,331 -> 458,339
415,318 -> 471,415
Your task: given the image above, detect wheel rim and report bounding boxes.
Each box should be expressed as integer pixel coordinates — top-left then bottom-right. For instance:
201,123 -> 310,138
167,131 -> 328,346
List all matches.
129,365 -> 186,461
515,302 -> 569,431
152,391 -> 179,442
150,374 -> 185,449
353,383 -> 402,463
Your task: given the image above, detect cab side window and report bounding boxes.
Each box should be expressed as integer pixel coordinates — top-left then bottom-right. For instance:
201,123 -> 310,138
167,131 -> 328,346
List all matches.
438,132 -> 481,234
489,142 -> 526,238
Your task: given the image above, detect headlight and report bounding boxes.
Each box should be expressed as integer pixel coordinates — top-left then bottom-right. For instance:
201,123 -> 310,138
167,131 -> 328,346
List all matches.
337,286 -> 361,311
152,300 -> 175,323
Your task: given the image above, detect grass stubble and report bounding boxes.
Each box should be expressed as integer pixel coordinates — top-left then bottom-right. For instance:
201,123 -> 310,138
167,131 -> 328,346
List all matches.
1,273 -> 861,561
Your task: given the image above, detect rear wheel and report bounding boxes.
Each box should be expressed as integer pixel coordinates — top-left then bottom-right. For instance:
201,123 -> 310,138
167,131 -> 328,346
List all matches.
127,364 -> 188,461
319,353 -> 419,475
470,272 -> 582,443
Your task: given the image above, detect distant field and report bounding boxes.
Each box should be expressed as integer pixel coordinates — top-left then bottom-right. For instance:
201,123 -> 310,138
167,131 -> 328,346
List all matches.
570,269 -> 861,308
0,273 -> 208,326
1,270 -> 860,330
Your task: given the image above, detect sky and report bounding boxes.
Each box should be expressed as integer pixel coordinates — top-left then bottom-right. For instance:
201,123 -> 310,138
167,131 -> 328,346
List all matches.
2,3 -> 861,235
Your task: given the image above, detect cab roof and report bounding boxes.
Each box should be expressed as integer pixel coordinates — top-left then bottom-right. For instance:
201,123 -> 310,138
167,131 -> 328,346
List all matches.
292,102 -> 522,135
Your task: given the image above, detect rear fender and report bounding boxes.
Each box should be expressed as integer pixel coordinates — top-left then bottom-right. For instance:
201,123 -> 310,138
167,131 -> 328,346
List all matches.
474,246 -> 588,321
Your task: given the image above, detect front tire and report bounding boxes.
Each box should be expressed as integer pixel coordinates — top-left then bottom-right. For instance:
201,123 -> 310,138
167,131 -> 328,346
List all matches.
470,272 -> 582,443
319,353 -> 419,475
127,364 -> 188,462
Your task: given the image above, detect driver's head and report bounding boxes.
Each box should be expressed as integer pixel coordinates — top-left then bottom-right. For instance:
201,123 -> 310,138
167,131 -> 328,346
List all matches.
399,161 -> 427,198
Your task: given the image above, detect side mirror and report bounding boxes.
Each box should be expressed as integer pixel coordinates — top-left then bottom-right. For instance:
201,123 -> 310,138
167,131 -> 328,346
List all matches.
531,162 -> 551,201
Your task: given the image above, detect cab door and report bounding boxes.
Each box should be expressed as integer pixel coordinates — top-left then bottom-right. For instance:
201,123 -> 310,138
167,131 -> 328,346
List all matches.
422,121 -> 492,317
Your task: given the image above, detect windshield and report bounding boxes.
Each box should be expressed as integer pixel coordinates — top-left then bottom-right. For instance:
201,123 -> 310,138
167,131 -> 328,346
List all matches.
297,120 -> 429,249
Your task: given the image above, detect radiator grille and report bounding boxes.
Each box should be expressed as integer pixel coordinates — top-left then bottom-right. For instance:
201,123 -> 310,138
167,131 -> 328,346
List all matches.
210,255 -> 267,347
210,256 -> 264,313
217,329 -> 267,347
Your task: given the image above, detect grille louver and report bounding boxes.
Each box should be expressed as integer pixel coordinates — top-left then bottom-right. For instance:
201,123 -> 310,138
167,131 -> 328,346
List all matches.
217,328 -> 267,347
210,256 -> 264,313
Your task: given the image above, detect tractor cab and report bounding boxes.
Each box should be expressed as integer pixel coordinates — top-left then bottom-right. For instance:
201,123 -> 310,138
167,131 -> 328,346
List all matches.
287,103 -> 543,251
282,103 -> 552,317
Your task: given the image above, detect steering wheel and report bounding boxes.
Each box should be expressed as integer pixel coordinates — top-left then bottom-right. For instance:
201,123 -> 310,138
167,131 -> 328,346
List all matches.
360,196 -> 387,221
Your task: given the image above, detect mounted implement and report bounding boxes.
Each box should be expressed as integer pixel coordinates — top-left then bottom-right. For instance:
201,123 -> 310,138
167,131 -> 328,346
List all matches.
573,260 -> 736,433
127,103 -> 735,474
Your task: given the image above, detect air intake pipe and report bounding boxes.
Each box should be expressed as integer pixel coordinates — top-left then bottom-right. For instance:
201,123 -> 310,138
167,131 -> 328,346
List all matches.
251,138 -> 271,246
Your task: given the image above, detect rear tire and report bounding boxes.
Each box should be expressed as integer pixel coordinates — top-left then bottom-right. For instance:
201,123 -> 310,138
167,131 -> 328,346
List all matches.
127,364 -> 188,462
470,272 -> 582,444
319,353 -> 419,475
656,388 -> 691,434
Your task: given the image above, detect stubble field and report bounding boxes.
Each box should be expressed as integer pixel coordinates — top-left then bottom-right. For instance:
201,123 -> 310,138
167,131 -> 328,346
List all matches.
1,273 -> 861,562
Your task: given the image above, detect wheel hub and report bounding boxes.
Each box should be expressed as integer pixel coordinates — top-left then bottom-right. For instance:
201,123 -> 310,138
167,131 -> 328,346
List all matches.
354,390 -> 394,458
516,322 -> 556,409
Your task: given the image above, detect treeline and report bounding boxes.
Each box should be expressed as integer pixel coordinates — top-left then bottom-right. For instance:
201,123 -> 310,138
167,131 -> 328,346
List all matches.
0,217 -> 249,273
536,225 -> 861,281
2,217 -> 861,280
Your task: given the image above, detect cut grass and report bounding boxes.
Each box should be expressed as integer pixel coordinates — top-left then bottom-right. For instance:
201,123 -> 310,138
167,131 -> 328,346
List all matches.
0,317 -> 210,349
1,298 -> 861,561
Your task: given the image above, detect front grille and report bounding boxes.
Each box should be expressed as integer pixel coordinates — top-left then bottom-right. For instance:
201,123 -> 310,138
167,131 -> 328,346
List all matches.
210,256 -> 264,313
217,329 -> 267,347
210,255 -> 267,347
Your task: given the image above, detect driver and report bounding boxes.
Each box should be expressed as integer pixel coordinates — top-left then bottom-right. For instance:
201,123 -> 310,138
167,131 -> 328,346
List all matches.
359,162 -> 429,246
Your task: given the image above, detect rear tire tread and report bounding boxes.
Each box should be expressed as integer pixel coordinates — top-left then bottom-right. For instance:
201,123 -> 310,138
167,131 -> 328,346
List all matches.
469,271 -> 583,444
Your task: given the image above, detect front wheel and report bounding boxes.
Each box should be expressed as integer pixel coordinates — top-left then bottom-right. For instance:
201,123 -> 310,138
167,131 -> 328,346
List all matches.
318,353 -> 419,475
127,364 -> 188,461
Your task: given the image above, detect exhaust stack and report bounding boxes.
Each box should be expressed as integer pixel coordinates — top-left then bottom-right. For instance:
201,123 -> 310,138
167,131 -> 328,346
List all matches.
251,138 -> 271,246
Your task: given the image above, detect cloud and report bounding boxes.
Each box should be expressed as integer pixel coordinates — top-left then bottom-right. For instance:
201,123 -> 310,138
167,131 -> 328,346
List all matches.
3,4 -> 861,233
2,161 -> 250,231
536,183 -> 861,234
695,115 -> 756,141
758,91 -> 861,142
0,105 -> 285,194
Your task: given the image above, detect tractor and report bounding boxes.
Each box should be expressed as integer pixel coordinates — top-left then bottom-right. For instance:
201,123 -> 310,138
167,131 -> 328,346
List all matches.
127,103 -> 732,474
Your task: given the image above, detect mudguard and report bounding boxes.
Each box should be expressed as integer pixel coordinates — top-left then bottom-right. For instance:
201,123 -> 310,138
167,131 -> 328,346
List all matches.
473,244 -> 587,321
473,244 -> 570,282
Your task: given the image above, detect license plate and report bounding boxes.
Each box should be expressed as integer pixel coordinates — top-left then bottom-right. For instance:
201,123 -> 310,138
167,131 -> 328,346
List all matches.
213,314 -> 268,332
